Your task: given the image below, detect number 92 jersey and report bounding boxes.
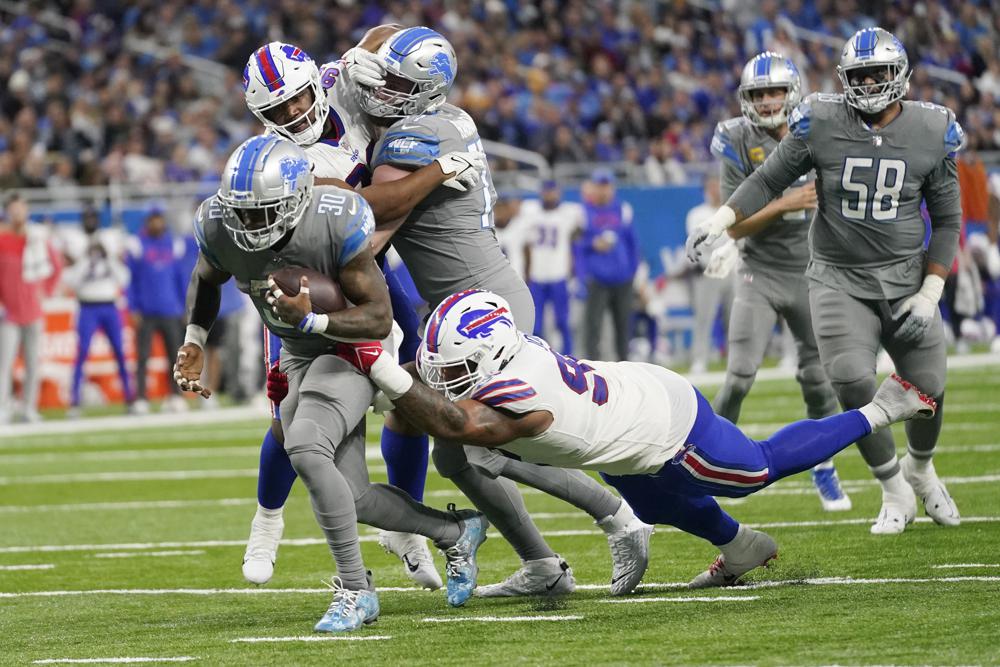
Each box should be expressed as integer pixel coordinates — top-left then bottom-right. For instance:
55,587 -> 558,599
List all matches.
468,334 -> 697,476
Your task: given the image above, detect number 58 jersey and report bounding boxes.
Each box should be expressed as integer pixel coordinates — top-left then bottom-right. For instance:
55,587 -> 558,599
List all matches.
468,335 -> 697,475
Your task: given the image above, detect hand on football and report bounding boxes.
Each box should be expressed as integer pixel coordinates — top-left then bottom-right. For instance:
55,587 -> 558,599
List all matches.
173,343 -> 211,398
435,151 -> 485,191
782,181 -> 818,214
335,340 -> 386,374
267,275 -> 312,328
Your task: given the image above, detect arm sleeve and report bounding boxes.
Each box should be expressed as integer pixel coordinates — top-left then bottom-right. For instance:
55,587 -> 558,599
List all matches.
726,134 -> 813,218
923,156 -> 962,269
720,159 -> 747,202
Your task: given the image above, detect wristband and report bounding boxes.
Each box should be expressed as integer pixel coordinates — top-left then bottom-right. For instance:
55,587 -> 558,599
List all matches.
369,352 -> 414,400
184,324 -> 209,349
297,312 -> 330,334
919,274 -> 945,304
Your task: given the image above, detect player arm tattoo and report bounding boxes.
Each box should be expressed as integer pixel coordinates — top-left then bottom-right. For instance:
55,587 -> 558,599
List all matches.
185,254 -> 231,331
923,157 -> 962,277
388,367 -> 552,447
726,135 -> 814,224
324,243 -> 393,339
361,162 -> 448,223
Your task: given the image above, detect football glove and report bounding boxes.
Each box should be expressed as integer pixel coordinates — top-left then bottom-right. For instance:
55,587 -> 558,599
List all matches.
685,206 -> 736,264
704,239 -> 739,279
343,47 -> 386,89
265,361 -> 288,404
893,275 -> 945,343
435,151 -> 485,192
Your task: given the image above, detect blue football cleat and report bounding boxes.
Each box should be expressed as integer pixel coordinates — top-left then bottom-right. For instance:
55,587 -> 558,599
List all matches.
314,576 -> 379,632
439,504 -> 489,607
812,466 -> 852,512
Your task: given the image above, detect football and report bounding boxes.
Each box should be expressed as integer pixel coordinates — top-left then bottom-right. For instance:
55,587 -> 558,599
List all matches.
270,266 -> 347,314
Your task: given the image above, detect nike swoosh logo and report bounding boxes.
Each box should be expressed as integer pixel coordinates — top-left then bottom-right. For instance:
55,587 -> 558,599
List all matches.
398,123 -> 423,132
403,554 -> 420,573
545,572 -> 566,592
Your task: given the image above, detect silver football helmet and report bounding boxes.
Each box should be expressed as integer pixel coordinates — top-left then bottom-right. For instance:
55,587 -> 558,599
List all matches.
244,42 -> 329,146
358,27 -> 457,119
217,135 -> 314,252
837,27 -> 910,114
738,52 -> 802,129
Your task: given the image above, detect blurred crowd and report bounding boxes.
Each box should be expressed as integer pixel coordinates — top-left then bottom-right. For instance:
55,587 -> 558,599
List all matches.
2,0 -> 1000,191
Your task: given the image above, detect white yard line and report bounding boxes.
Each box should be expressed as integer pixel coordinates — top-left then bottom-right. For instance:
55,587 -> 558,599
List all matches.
0,466 -> 386,485
601,595 -> 760,604
0,447 -> 262,465
92,551 -> 206,559
931,563 -> 1000,569
0,498 -> 256,514
33,659 -> 199,665
421,615 -> 583,623
3,516 -> 1000,555
0,563 -> 54,570
229,636 -> 391,643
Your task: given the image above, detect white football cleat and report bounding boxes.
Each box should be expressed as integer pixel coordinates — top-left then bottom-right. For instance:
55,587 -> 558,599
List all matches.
242,512 -> 284,585
900,455 -> 960,527
377,531 -> 442,591
688,526 -> 777,589
607,519 -> 654,595
475,555 -> 576,597
869,479 -> 917,535
871,373 -> 937,424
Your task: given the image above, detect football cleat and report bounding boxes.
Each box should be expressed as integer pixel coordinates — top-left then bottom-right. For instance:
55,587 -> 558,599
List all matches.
871,373 -> 937,424
870,480 -> 917,535
811,466 -> 853,512
475,555 -> 576,597
900,455 -> 960,527
688,527 -> 777,588
438,505 -> 489,607
607,519 -> 654,595
242,512 -> 284,585
377,531 -> 443,591
314,576 -> 379,632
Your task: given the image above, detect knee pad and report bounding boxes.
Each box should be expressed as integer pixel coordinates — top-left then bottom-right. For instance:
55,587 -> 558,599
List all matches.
723,372 -> 756,401
796,363 -> 836,403
832,375 -> 877,409
284,418 -> 332,458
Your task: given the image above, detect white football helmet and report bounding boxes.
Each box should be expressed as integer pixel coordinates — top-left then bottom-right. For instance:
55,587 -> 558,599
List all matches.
358,27 -> 457,119
418,290 -> 522,400
738,52 -> 802,129
837,27 -> 910,114
217,135 -> 314,252
244,42 -> 329,145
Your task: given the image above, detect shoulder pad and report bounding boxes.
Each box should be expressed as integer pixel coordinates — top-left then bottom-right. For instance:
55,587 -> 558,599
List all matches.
192,198 -> 226,271
788,99 -> 813,140
471,376 -> 538,408
945,118 -> 966,157
710,118 -> 745,170
337,191 -> 376,266
374,118 -> 441,169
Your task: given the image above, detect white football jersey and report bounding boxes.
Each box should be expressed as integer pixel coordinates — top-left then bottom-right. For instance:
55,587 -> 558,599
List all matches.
515,200 -> 585,283
303,60 -> 378,185
470,334 -> 697,475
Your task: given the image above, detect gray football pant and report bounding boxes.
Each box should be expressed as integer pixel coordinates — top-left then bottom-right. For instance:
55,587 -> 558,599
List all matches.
281,351 -> 459,589
689,273 -> 733,368
714,267 -> 838,423
808,283 -> 947,478
584,279 -> 634,361
431,283 -> 622,563
0,320 -> 43,416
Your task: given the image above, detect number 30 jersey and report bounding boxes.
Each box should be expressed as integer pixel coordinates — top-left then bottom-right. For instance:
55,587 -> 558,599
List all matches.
727,93 -> 965,300
469,334 -> 697,475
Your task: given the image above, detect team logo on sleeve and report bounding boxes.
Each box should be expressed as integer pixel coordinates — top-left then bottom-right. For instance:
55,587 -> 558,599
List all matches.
458,307 -> 513,340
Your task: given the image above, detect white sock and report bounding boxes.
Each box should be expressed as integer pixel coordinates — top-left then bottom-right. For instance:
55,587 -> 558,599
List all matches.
858,403 -> 890,431
905,450 -> 935,475
596,500 -> 636,534
879,470 -> 911,498
256,504 -> 284,521
720,523 -> 752,556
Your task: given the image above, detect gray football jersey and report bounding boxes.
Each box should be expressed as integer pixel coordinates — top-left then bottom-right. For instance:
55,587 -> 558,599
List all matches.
727,93 -> 964,299
371,103 -> 524,309
711,116 -> 812,272
194,186 -> 375,358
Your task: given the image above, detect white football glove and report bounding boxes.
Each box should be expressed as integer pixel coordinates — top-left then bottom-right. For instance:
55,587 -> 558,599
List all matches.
344,47 -> 386,89
435,151 -> 486,192
893,275 -> 945,343
704,239 -> 739,279
685,206 -> 737,264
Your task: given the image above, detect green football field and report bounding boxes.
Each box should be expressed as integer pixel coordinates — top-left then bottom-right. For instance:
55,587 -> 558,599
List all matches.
2,364 -> 999,666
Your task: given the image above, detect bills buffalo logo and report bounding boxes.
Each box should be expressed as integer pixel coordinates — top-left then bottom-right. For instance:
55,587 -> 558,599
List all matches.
458,307 -> 512,340
280,45 -> 309,62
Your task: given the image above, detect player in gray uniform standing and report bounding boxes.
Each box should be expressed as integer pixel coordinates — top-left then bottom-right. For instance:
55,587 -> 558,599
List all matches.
172,135 -> 488,631
708,52 -> 848,512
354,27 -> 654,597
688,28 -> 962,535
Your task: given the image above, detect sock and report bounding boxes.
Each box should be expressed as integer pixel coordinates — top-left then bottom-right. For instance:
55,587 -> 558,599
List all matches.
871,458 -> 902,484
257,427 -> 298,510
812,458 -> 835,472
878,468 -> 911,499
858,403 -> 890,431
255,504 -> 283,521
498,457 -> 621,521
596,500 -> 635,534
720,523 -> 751,556
905,449 -> 934,473
381,426 -> 429,502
